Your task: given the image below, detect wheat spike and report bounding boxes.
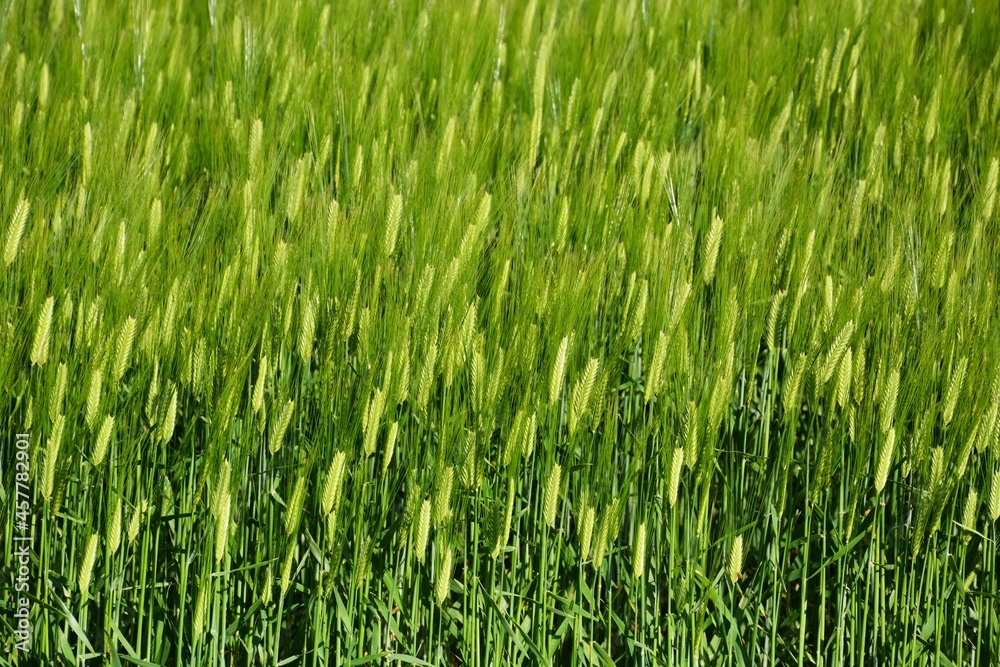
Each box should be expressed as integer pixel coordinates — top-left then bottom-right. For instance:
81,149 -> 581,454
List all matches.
668,280 -> 692,336
684,400 -> 699,468
669,446 -> 684,507
765,290 -> 785,354
580,506 -> 596,562
298,296 -> 317,363
415,499 -> 431,563
434,466 -> 454,524
82,124 -> 93,185
416,338 -> 439,412
932,231 -> 954,290
382,421 -> 399,477
873,357 -> 890,408
459,301 -> 478,358
161,476 -> 174,522
470,346 -> 485,414
633,522 -> 646,580
436,545 -> 453,604
569,358 -> 599,435
325,198 -> 341,241
555,196 -> 569,252
321,451 -> 347,518
532,30 -> 552,112
988,470 -> 1000,521
212,460 -> 232,517
784,353 -> 808,419
549,335 -> 570,407
261,565 -> 273,606
962,490 -> 978,532
215,483 -> 231,563
437,116 -> 456,178
460,430 -> 479,489
126,500 -> 142,545
492,478 -> 515,560
821,320 -> 854,385
728,534 -> 744,585
981,404 -> 999,454
396,337 -> 412,406
252,355 -> 267,413
942,356 -> 967,427
620,274 -> 637,335
161,386 -> 177,443
193,577 -> 209,636
149,198 -> 162,243
822,275 -> 835,330
544,463 -> 562,528
284,475 -> 306,537
645,331 -> 668,403
12,100 -> 23,138
286,156 -> 307,223
470,191 -> 491,234
526,108 -> 543,169
85,369 -> 104,430
522,412 -> 538,460
593,507 -> 611,569
363,389 -> 385,457
108,498 -> 122,555
929,447 -> 945,493
270,399 -> 295,453
955,422 -> 978,480
78,533 -> 100,600
248,118 -> 263,176
353,536 -> 372,588
627,281 -> 648,344
162,280 -> 179,346
50,362 -> 67,423
702,210 -> 724,285
708,342 -> 735,433
853,344 -> 866,404
93,414 -> 114,465
30,296 -> 54,366
280,544 -> 295,598
875,427 -> 895,494
836,348 -> 853,409
878,363 -> 900,433
111,316 -> 136,382
42,413 -> 65,500
190,337 -> 206,393
385,192 -> 402,257
964,567 -> 978,592
3,197 -> 30,266
977,156 -> 998,220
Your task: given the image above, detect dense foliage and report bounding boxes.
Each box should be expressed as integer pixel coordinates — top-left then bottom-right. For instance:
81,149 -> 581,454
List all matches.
2,0 -> 1000,664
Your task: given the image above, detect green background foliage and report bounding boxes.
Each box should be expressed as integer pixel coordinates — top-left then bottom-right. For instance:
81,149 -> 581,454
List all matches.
1,0 -> 1000,664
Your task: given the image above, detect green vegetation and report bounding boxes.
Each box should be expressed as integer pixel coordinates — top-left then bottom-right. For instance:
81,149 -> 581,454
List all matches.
2,0 -> 1000,664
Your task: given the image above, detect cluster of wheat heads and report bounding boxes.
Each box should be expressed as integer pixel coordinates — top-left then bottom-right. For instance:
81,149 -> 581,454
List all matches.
2,0 -> 1000,665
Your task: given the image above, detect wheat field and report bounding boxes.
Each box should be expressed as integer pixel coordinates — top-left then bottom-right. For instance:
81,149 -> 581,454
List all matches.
2,0 -> 1000,665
